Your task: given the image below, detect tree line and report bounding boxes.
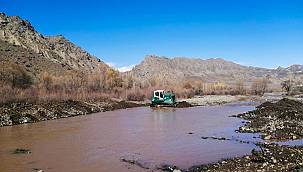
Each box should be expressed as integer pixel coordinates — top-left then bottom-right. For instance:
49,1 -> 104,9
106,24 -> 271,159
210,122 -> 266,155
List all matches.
1,62 -> 303,104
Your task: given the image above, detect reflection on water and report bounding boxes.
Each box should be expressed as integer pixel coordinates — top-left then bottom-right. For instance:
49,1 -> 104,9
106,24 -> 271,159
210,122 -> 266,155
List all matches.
1,105 -> 261,172
152,108 -> 177,125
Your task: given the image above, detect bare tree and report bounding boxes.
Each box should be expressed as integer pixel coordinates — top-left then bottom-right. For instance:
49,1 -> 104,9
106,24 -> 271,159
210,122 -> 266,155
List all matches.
234,80 -> 246,95
281,80 -> 293,94
40,72 -> 53,91
251,77 -> 269,95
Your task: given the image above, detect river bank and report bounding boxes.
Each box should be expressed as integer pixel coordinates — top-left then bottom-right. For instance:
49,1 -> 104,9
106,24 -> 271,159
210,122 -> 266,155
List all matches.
235,98 -> 303,141
1,93 -> 301,127
179,95 -> 253,106
0,95 -> 252,127
0,98 -> 143,127
180,93 -> 303,107
0,98 -> 196,127
188,143 -> 303,172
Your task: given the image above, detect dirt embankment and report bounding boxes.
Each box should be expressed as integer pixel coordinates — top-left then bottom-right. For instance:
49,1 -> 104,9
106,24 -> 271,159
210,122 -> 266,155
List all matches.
189,143 -> 303,172
0,99 -> 143,127
235,98 -> 303,141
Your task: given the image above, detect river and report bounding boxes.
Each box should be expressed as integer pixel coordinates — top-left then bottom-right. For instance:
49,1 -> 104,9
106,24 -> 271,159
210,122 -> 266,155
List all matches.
0,104 -> 258,172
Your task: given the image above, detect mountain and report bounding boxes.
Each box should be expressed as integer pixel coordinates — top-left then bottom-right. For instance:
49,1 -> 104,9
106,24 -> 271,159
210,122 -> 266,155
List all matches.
0,12 -> 110,82
1,12 -> 302,90
130,55 -> 303,88
285,65 -> 303,73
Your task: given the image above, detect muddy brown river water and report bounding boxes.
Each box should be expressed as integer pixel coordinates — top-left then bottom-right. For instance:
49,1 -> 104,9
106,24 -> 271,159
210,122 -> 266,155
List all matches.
0,104 -> 258,172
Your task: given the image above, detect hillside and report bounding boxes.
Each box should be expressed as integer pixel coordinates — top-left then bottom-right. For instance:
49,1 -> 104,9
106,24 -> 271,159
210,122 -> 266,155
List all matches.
0,39 -> 72,85
0,12 -> 110,82
130,55 -> 303,88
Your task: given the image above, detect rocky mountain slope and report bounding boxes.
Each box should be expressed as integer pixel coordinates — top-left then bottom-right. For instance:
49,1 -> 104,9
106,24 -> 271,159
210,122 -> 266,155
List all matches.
130,55 -> 303,87
0,39 -> 71,84
0,12 -> 109,81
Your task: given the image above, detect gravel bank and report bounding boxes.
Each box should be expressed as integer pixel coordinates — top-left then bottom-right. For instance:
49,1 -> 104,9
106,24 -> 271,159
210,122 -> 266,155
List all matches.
189,143 -> 303,172
180,95 -> 253,106
235,98 -> 303,141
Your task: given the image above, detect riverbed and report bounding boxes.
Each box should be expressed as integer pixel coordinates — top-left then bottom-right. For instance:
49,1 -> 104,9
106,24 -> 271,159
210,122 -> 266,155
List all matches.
0,104 -> 258,172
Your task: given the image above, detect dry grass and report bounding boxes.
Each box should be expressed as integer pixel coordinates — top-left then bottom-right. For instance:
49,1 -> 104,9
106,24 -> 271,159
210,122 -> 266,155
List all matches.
0,65 -> 276,104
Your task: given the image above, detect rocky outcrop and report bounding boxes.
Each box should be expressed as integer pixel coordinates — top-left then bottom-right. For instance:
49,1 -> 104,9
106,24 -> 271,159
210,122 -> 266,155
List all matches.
0,39 -> 70,81
0,12 -> 109,75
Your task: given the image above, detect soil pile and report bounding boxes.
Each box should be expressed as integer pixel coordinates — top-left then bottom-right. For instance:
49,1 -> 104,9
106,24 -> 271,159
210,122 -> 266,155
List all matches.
189,143 -> 303,172
235,98 -> 303,141
176,101 -> 193,108
0,99 -> 142,127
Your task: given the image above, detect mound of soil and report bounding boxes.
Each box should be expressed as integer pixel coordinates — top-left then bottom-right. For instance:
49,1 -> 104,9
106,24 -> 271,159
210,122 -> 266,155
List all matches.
0,99 -> 143,127
189,143 -> 303,172
176,101 -> 193,108
235,98 -> 303,141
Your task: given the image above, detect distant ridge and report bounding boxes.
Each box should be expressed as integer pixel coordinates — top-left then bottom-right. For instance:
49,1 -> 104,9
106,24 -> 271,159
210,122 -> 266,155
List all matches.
129,55 -> 303,88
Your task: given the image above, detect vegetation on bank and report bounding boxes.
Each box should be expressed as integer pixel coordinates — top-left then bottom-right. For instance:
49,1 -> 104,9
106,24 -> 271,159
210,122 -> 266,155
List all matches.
1,61 -> 303,105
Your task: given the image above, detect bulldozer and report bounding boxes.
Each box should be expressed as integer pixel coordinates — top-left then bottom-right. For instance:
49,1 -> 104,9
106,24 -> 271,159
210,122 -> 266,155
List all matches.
150,90 -> 177,107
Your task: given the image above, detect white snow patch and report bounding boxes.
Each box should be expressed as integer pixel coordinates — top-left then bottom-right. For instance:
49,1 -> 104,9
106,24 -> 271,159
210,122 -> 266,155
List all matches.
117,65 -> 135,72
105,62 -> 135,72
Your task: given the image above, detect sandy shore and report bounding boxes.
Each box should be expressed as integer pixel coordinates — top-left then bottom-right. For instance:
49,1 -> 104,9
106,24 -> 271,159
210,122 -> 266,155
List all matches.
180,93 -> 303,107
179,95 -> 256,106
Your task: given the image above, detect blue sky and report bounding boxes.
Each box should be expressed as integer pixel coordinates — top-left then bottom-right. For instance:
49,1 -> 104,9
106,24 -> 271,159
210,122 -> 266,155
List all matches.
1,0 -> 302,70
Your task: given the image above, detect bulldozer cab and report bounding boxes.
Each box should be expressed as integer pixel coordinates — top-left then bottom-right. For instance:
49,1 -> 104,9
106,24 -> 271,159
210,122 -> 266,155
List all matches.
151,89 -> 176,107
154,90 -> 164,100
